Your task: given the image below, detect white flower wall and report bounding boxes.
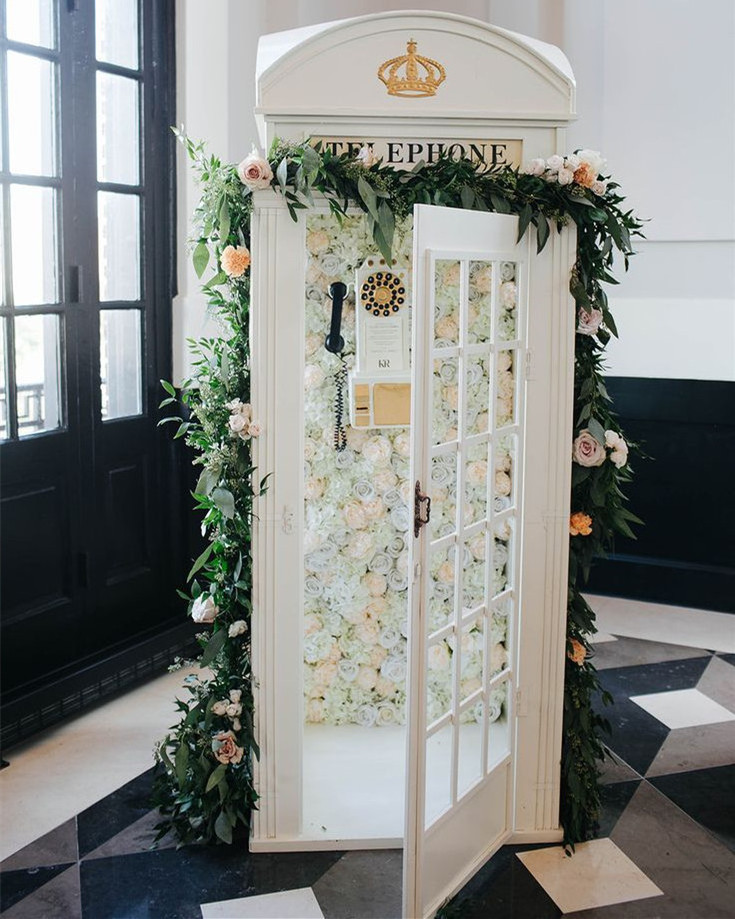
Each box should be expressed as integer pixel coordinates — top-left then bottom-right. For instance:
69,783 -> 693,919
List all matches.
303,213 -> 513,728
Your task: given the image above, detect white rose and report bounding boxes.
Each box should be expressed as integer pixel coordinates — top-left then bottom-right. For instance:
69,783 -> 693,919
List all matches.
557,166 -> 575,186
228,413 -> 247,434
527,157 -> 546,176
229,689 -> 242,703
577,149 -> 606,176
228,620 -> 248,638
191,594 -> 218,623
237,149 -> 274,189
356,145 -> 378,168
546,154 -> 564,172
248,420 -> 262,437
356,704 -> 378,727
211,700 -> 228,716
591,179 -> 608,196
226,702 -> 242,718
338,659 -> 359,682
428,642 -> 451,671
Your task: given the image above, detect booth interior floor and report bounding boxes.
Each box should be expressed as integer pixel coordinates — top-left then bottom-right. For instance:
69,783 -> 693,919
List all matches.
1,599 -> 733,918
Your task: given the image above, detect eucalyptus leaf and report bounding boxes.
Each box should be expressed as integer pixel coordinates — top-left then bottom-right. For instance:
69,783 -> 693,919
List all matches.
205,763 -> 227,793
212,487 -> 235,519
214,809 -> 233,844
200,627 -> 227,668
192,241 -> 209,278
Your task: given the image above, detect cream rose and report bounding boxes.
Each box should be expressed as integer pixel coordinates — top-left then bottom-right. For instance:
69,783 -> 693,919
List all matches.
344,502 -> 367,530
605,430 -> 629,468
428,642 -> 451,671
228,412 -> 247,434
494,471 -> 512,497
356,145 -> 378,168
191,594 -> 218,623
572,430 -> 606,467
211,700 -> 228,716
212,730 -> 244,765
364,572 -> 387,596
237,150 -> 274,189
228,620 -> 248,638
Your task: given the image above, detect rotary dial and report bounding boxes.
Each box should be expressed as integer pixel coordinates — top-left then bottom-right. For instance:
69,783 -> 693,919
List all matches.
360,271 -> 406,317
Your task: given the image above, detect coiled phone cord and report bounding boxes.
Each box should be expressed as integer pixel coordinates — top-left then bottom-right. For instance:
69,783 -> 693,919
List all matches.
333,353 -> 348,452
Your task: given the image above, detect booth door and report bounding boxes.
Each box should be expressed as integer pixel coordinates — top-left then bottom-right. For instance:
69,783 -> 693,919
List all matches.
405,206 -> 529,919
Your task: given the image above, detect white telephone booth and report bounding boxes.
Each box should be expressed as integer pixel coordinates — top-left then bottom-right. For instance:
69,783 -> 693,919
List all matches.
250,12 -> 577,918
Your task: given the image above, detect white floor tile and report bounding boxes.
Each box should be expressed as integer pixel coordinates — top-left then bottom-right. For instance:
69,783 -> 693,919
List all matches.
630,687 -> 735,730
585,594 -> 735,654
201,888 -> 324,918
0,666 -> 199,861
516,838 -> 662,914
588,632 -> 618,644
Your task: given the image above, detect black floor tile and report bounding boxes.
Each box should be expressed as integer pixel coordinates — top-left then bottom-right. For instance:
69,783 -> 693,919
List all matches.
79,843 -> 343,919
598,656 -> 712,699
649,765 -> 735,853
315,849 -> 402,918
597,779 -> 642,838
0,863 -> 73,913
717,653 -> 735,668
441,844 -> 561,919
2,864 -> 82,919
76,768 -> 157,858
593,695 -> 670,776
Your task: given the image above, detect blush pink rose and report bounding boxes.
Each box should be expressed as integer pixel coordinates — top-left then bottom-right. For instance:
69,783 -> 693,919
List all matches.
577,307 -> 603,336
572,430 -> 606,467
237,150 -> 274,189
212,730 -> 244,764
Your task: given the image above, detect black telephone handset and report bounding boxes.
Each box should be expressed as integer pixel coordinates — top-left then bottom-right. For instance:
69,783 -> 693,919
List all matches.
325,281 -> 347,354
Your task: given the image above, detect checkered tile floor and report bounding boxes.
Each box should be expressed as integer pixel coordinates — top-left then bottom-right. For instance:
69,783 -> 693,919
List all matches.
1,635 -> 733,917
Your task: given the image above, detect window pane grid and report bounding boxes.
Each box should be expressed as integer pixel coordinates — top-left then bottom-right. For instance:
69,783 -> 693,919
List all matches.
424,252 -> 527,826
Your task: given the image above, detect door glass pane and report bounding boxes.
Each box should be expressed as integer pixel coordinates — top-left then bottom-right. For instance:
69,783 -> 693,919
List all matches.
6,0 -> 55,49
7,52 -> 57,177
496,261 -> 518,341
495,349 -> 516,427
98,192 -> 140,300
14,313 -> 62,436
10,185 -> 57,305
433,259 -> 461,347
100,309 -> 142,419
96,72 -> 140,184
465,354 -> 490,437
468,260 -> 492,344
95,0 -> 139,70
432,354 -> 458,445
0,322 -> 8,439
457,713 -> 483,800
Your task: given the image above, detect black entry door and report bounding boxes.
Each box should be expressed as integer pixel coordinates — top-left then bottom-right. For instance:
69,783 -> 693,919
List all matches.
0,1 -> 178,699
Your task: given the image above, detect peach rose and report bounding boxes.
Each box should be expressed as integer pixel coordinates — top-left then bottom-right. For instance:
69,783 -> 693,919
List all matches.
495,471 -> 512,497
467,460 -> 488,486
237,150 -> 274,189
567,638 -> 586,665
356,620 -> 380,645
436,317 -> 458,341
363,498 -> 385,520
569,512 -> 593,536
364,572 -> 387,596
344,502 -> 367,530
212,730 -> 244,765
346,427 -> 369,451
572,430 -> 606,467
220,245 -> 251,278
357,665 -> 378,690
496,351 -> 512,373
306,229 -> 330,254
375,676 -> 397,698
437,561 -> 455,583
370,645 -> 388,667
473,265 -> 493,293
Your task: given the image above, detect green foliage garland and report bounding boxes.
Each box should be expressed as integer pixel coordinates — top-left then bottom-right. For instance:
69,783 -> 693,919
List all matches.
153,135 -> 643,847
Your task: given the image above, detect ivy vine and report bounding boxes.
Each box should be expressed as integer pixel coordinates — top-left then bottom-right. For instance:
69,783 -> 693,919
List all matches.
153,134 -> 643,848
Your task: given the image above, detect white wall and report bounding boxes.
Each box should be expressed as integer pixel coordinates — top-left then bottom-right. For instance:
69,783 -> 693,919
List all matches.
174,0 -> 735,383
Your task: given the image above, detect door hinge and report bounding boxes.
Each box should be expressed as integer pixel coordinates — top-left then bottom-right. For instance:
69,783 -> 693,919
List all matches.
525,350 -> 532,380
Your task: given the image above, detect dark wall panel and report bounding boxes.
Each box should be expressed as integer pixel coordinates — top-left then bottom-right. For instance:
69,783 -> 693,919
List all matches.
587,377 -> 735,613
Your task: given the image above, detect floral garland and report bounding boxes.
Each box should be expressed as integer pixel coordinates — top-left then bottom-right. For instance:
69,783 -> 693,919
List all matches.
153,136 -> 642,847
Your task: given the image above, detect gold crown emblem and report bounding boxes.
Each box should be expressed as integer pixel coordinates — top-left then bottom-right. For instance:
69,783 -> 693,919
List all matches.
378,39 -> 446,98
